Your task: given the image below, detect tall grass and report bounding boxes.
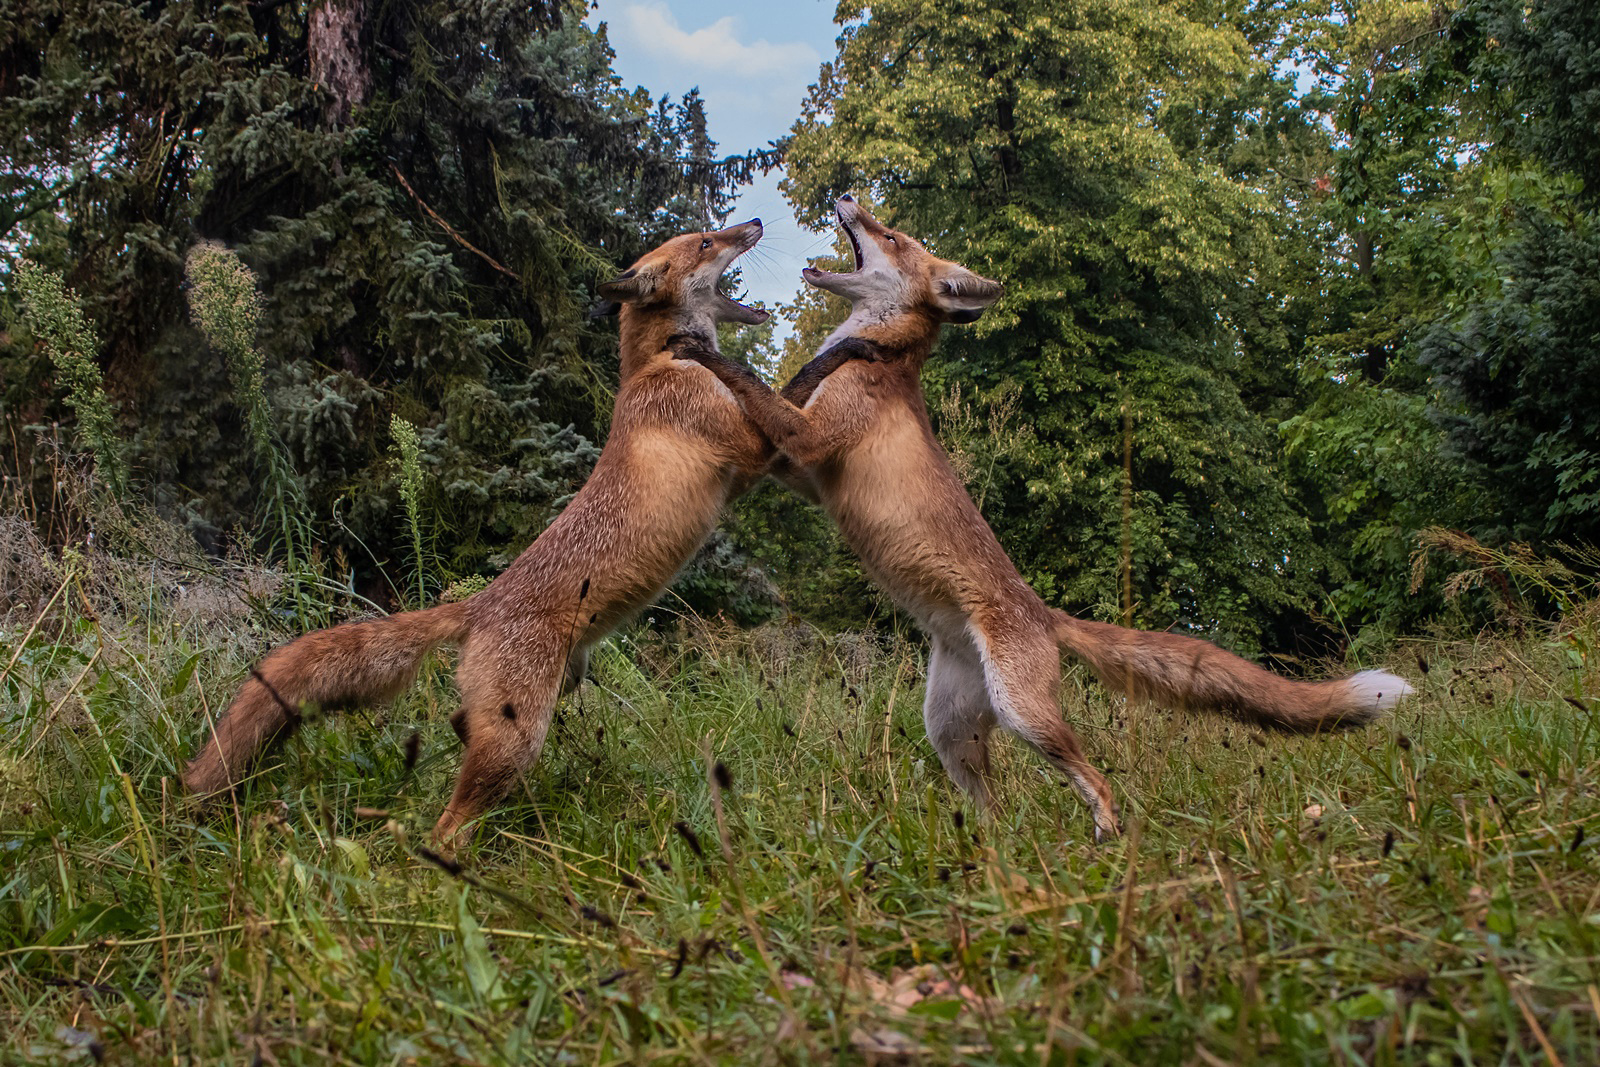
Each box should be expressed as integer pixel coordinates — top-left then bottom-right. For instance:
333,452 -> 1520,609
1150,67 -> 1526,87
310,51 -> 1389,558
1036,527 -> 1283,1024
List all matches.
184,243 -> 321,620
1414,526 -> 1600,697
14,264 -> 127,496
3,505 -> 1598,1063
390,414 -> 431,606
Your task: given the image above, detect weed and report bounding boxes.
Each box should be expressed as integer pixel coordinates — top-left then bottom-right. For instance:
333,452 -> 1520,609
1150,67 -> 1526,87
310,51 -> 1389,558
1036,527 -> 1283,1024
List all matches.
390,414 -> 430,606
1413,527 -> 1599,694
185,243 -> 320,620
14,264 -> 126,496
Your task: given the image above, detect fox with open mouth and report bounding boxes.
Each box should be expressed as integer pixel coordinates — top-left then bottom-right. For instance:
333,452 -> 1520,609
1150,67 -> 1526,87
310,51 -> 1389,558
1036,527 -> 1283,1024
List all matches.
676,196 -> 1414,841
185,219 -> 859,846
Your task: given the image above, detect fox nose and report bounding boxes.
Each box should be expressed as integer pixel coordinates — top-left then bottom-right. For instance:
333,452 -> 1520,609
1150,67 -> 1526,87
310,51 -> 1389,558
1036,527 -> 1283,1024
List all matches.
837,193 -> 854,202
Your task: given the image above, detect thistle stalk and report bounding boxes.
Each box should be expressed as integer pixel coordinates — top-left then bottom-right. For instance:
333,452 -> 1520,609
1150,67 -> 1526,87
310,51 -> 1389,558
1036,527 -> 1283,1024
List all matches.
15,264 -> 127,496
390,414 -> 430,606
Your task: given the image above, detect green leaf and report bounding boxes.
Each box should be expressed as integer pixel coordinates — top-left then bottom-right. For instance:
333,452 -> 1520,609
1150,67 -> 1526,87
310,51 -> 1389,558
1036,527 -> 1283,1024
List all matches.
455,888 -> 503,1003
164,653 -> 200,699
906,998 -> 963,1020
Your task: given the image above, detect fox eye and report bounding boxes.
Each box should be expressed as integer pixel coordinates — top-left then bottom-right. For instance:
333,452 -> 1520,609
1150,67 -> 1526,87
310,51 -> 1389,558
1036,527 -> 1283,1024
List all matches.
885,235 -> 897,244
700,237 -> 713,250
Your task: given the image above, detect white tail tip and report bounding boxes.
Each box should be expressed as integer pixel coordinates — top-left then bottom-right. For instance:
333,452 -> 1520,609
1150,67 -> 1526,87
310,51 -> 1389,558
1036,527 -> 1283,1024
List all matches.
1346,669 -> 1416,713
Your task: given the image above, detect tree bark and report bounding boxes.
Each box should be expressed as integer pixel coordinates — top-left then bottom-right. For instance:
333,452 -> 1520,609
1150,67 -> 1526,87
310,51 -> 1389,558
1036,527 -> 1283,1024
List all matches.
309,0 -> 368,128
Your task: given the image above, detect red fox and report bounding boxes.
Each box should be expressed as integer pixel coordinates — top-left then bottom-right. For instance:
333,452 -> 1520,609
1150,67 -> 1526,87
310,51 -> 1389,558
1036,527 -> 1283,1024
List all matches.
185,220 -> 858,845
675,196 -> 1414,841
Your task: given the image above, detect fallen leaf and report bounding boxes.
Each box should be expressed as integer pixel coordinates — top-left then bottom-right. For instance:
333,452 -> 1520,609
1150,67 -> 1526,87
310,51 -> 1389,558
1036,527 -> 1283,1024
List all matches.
841,963 -> 998,1017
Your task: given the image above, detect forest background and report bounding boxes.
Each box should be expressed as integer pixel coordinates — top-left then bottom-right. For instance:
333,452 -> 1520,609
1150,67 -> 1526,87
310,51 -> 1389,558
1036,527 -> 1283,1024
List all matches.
3,0 -> 1599,657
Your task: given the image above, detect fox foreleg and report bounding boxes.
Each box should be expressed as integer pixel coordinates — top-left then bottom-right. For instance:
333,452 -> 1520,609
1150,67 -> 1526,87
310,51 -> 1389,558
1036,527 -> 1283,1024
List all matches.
779,337 -> 882,405
670,336 -> 876,469
669,341 -> 824,463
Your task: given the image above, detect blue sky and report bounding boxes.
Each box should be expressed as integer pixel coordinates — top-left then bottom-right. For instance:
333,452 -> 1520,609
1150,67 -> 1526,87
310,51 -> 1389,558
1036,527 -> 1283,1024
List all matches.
585,0 -> 843,328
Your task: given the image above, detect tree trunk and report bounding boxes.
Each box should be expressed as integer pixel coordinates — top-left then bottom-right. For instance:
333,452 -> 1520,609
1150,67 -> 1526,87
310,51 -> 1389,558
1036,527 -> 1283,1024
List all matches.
996,80 -> 1021,194
309,0 -> 368,128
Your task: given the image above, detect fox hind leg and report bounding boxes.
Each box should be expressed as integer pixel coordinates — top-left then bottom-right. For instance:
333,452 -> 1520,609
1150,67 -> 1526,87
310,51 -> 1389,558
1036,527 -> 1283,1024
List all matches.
432,634 -> 567,849
974,622 -> 1121,842
922,635 -> 999,814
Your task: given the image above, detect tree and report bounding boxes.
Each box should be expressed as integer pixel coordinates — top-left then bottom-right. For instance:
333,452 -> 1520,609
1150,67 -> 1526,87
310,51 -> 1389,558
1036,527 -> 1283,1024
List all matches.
1251,0 -> 1600,621
1259,0 -> 1478,630
1416,0 -> 1600,544
784,0 -> 1322,649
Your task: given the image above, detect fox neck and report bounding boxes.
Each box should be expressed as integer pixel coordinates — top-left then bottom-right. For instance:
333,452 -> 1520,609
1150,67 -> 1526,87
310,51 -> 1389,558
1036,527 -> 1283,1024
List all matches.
821,301 -> 940,366
618,304 -> 717,379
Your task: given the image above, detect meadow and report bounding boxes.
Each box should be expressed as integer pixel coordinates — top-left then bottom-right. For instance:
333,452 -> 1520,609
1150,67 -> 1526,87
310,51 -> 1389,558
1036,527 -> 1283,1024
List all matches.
3,507 -> 1599,1065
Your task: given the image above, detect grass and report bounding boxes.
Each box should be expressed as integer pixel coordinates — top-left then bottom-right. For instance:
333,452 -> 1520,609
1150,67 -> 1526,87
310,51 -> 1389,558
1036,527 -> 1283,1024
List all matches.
3,521 -> 1600,1064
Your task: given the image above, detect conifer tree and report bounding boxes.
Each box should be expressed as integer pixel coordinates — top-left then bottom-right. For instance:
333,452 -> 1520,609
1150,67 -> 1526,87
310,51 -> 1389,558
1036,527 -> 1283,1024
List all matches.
1,0 -> 771,601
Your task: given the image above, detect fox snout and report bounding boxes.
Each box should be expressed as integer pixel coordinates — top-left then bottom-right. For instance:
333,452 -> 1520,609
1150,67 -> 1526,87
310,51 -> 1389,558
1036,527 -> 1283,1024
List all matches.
723,218 -> 763,251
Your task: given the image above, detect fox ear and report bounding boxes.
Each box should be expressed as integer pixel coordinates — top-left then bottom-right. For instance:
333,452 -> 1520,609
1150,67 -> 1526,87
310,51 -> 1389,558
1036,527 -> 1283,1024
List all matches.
597,260 -> 667,304
933,267 -> 1003,323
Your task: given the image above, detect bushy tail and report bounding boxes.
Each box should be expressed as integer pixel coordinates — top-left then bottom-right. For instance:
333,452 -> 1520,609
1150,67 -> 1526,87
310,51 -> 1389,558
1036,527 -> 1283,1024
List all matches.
1052,611 -> 1412,732
185,602 -> 472,795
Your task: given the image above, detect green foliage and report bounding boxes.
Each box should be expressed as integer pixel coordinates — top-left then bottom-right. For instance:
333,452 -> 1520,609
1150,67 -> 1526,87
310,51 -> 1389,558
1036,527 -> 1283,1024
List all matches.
185,246 -> 266,431
12,264 -> 126,495
785,0 -> 1321,649
183,243 -> 314,582
1404,0 -> 1600,547
1412,527 -> 1600,664
1178,0 -> 1598,632
389,414 -> 430,606
1192,0 -> 1474,636
0,0 -> 764,602
722,478 -> 882,629
2,0 -> 1597,642
1450,0 -> 1600,198
1420,208 -> 1600,541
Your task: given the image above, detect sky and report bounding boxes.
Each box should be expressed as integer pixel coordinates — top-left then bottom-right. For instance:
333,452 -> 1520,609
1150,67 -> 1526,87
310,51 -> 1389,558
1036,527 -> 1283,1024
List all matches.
585,0 -> 843,331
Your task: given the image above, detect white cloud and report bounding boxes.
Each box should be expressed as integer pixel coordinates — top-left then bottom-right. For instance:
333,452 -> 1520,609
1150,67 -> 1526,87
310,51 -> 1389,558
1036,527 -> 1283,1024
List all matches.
615,2 -> 821,80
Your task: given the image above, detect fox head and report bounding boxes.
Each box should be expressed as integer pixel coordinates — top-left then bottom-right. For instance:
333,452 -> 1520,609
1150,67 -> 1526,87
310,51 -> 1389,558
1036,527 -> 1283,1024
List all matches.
803,196 -> 1002,349
594,219 -> 769,337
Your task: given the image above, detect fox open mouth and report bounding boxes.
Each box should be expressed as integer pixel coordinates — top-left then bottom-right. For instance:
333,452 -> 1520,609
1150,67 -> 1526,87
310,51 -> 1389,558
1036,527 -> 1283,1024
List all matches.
802,208 -> 864,290
708,219 -> 769,324
717,277 -> 764,322
840,214 -> 864,270
715,247 -> 768,324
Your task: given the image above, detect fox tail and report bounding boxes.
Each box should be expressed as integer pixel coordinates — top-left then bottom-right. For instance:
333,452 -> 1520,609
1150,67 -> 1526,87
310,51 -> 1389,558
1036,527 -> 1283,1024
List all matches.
1051,610 -> 1412,732
184,602 -> 472,795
